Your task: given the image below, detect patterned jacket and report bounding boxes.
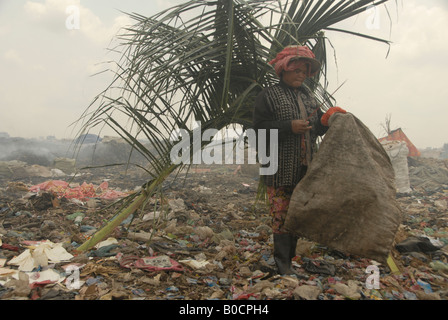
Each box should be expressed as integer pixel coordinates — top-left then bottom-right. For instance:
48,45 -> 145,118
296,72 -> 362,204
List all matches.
253,81 -> 328,187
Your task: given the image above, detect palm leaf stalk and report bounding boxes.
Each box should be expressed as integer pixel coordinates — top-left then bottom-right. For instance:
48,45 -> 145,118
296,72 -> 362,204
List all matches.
74,0 -> 393,252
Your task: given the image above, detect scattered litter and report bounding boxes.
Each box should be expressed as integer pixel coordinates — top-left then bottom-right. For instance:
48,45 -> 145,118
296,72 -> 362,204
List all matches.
293,285 -> 322,300
1,154 -> 448,300
303,259 -> 336,276
179,258 -> 210,270
332,280 -> 362,300
136,256 -> 184,272
395,236 -> 443,253
95,237 -> 118,249
28,268 -> 65,286
7,241 -> 73,272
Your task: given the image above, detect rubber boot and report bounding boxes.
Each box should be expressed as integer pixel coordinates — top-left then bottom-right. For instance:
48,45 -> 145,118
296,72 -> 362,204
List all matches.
273,233 -> 294,275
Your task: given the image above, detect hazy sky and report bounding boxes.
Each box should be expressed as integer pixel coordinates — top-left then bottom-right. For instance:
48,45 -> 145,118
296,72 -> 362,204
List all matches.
1,0 -> 447,149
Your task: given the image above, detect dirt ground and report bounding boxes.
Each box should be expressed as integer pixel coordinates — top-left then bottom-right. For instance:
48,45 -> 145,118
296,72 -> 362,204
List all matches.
1,158 -> 448,301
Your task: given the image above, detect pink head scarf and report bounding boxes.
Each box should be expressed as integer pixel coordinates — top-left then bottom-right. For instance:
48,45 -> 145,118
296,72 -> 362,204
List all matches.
269,45 -> 321,77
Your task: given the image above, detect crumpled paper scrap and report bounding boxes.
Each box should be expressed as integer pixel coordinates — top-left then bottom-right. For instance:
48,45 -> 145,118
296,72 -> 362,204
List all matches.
28,269 -> 65,285
179,259 -> 211,270
7,241 -> 74,272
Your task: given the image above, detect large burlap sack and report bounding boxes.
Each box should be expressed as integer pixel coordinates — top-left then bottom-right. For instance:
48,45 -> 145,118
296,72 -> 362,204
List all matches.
284,112 -> 403,263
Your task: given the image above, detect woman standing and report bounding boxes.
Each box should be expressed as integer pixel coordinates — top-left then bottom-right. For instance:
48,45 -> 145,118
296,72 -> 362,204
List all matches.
253,45 -> 345,275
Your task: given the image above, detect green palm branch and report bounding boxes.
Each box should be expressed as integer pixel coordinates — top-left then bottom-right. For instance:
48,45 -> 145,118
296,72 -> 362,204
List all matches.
74,0 -> 393,252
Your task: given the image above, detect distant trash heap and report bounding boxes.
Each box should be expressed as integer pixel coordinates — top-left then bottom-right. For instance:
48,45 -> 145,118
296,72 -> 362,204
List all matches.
29,180 -> 128,201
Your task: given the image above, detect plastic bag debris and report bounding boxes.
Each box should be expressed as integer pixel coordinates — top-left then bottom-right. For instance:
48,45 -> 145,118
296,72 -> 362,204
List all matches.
28,268 -> 65,286
293,285 -> 322,300
95,237 -> 118,249
117,253 -> 184,272
179,258 -> 211,270
332,280 -> 362,300
135,256 -> 184,272
302,259 -> 336,276
395,236 -> 442,254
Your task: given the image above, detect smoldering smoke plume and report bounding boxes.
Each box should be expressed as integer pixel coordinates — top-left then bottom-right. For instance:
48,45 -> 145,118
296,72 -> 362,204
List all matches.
0,135 -> 147,167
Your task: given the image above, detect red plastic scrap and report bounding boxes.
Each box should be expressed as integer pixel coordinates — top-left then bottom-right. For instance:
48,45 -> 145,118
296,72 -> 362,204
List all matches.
30,289 -> 41,300
29,180 -> 127,200
30,280 -> 54,288
1,243 -> 20,251
233,292 -> 259,300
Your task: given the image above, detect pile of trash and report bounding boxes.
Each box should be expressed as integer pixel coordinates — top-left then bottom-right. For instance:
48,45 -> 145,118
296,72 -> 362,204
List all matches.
408,157 -> 448,193
29,180 -> 129,201
0,160 -> 447,300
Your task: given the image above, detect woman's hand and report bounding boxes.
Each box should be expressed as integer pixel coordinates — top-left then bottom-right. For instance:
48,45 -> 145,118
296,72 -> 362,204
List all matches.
291,119 -> 312,134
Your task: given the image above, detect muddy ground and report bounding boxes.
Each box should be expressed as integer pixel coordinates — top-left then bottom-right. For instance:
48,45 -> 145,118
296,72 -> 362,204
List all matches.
1,158 -> 448,301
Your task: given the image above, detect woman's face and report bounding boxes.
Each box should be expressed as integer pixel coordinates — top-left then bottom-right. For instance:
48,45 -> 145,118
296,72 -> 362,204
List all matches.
282,63 -> 308,88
